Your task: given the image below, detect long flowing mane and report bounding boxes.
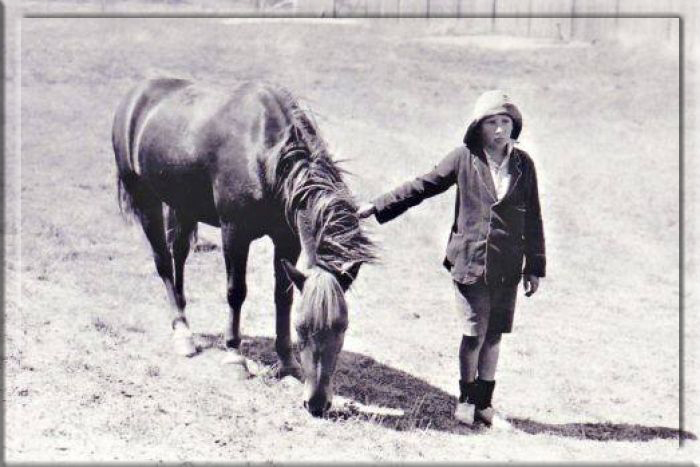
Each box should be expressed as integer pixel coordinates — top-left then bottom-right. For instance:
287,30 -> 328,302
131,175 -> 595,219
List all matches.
269,88 -> 376,277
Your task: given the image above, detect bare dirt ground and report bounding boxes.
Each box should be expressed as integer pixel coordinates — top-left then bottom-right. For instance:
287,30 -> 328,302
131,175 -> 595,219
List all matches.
5,10 -> 699,463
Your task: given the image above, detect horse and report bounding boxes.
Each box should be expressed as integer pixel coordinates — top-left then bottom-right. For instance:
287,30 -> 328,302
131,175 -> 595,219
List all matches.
111,78 -> 375,416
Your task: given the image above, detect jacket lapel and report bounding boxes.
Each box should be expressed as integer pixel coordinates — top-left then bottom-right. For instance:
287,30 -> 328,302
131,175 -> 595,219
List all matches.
472,153 -> 498,202
499,150 -> 523,203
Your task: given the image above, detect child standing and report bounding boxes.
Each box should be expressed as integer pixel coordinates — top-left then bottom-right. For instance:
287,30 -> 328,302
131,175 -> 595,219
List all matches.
359,90 -> 546,428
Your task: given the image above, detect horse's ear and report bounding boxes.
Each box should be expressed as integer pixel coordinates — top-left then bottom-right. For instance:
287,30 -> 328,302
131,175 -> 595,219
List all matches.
280,258 -> 307,291
338,261 -> 363,292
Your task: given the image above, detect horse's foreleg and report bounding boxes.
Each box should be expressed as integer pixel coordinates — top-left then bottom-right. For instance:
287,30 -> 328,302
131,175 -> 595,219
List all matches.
221,223 -> 251,367
272,235 -> 302,380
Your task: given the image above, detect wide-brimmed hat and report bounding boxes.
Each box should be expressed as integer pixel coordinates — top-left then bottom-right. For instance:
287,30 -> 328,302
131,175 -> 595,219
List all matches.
463,90 -> 522,149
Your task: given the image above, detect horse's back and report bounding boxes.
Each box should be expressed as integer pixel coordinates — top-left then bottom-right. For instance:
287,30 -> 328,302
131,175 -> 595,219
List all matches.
113,79 -> 291,228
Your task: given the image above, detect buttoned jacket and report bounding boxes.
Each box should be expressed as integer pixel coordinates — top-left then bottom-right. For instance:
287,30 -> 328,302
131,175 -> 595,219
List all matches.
373,145 -> 546,285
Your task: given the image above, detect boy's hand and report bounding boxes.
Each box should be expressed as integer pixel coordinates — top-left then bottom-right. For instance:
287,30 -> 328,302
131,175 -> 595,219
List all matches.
357,202 -> 376,219
523,275 -> 540,297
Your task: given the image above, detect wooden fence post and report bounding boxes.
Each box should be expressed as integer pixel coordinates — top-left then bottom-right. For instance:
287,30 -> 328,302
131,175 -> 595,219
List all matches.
491,0 -> 497,32
570,0 -> 577,41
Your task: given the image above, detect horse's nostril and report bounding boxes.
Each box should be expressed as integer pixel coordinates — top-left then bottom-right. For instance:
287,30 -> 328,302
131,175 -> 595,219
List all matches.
303,400 -> 309,409
325,401 -> 331,411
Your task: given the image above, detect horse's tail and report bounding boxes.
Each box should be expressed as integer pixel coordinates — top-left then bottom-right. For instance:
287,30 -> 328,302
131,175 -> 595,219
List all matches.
112,83 -> 147,221
112,79 -> 191,220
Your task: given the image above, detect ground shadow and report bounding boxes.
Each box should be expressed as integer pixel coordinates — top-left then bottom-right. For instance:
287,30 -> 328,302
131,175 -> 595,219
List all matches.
193,333 -> 696,442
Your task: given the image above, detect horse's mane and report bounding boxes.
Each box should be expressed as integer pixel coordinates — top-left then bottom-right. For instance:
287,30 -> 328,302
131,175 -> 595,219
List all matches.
269,88 -> 376,278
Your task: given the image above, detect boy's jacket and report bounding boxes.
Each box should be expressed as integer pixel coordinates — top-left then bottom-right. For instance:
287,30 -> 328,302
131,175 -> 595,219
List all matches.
372,145 -> 546,286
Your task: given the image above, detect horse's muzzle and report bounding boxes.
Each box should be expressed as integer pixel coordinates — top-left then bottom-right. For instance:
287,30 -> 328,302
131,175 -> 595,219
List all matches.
304,399 -> 332,417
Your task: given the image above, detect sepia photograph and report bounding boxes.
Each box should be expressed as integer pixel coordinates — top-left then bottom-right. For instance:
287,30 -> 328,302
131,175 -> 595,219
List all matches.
4,0 -> 698,462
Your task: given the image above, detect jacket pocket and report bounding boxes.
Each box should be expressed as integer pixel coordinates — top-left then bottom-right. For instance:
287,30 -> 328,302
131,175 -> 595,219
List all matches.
446,232 -> 485,277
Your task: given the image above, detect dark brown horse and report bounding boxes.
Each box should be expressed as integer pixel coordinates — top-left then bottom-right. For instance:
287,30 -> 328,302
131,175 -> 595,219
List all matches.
112,79 -> 375,416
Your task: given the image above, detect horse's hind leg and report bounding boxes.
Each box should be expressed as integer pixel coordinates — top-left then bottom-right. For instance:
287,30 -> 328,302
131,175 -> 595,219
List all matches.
135,194 -> 197,357
272,233 -> 302,380
165,207 -> 197,315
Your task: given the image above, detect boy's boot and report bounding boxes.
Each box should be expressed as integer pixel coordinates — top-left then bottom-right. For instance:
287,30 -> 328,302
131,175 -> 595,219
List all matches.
474,378 -> 513,430
454,379 -> 478,425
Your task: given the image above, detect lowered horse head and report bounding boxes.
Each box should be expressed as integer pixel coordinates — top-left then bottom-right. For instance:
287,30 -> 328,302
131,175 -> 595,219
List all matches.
276,121 -> 374,416
281,260 -> 359,417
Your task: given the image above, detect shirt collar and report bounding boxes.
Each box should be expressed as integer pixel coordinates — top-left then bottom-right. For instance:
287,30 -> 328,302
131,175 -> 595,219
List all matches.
483,143 -> 512,170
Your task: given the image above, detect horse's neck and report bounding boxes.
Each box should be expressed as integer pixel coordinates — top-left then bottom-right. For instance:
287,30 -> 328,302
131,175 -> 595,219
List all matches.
295,210 -> 319,270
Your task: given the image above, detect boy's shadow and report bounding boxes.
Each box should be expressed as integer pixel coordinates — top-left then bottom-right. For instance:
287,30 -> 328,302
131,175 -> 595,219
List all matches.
195,333 -> 696,442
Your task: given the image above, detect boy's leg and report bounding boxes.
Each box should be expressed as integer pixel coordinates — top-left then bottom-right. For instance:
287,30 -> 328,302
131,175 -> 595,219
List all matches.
475,333 -> 512,429
453,279 -> 491,425
460,334 -> 486,382
455,335 -> 480,424
455,334 -> 485,424
477,331 -> 502,380
454,279 -> 490,383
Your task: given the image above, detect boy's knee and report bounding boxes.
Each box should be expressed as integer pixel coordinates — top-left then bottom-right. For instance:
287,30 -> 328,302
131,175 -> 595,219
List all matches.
461,334 -> 485,350
484,331 -> 502,345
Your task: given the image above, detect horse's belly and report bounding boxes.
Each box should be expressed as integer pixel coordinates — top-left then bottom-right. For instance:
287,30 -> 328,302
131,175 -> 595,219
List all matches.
144,163 -> 217,215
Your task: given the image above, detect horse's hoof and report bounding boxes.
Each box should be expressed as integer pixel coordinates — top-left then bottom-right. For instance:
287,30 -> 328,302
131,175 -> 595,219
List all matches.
222,351 -> 250,380
244,358 -> 267,377
276,365 -> 303,381
172,332 -> 197,357
221,350 -> 246,365
281,375 -> 302,388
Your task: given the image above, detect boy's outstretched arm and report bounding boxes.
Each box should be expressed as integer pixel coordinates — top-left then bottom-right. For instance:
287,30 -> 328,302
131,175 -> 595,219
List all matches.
362,149 -> 461,224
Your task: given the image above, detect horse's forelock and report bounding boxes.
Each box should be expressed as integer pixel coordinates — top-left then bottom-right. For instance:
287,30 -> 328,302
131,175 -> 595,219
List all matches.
297,269 -> 348,334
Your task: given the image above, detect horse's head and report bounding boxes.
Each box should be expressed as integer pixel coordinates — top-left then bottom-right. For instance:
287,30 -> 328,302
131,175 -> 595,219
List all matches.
280,259 -> 362,417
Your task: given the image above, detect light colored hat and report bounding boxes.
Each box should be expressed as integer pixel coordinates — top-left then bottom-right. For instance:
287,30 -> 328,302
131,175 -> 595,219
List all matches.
463,89 -> 522,148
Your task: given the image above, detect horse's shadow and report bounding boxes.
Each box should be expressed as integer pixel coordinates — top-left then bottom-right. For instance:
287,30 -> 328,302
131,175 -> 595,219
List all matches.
194,333 -> 696,442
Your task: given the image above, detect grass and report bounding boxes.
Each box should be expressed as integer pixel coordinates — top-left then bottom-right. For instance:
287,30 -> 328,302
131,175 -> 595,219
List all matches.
6,6 -> 694,463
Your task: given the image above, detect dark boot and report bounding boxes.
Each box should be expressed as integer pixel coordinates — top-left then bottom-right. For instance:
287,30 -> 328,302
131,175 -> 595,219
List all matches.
459,379 -> 479,404
475,378 -> 495,410
455,380 -> 479,424
474,379 -> 512,429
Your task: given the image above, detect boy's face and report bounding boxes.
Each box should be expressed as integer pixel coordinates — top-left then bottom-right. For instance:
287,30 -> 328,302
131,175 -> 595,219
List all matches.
480,114 -> 513,150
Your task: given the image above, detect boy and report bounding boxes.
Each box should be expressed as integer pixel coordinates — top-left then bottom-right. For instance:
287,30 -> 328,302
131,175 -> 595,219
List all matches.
359,90 -> 546,428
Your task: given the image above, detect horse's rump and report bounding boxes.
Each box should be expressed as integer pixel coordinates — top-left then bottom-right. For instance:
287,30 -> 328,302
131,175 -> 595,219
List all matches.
113,79 -> 274,225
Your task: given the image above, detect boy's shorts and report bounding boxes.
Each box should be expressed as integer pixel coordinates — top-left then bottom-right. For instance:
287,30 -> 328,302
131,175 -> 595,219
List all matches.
453,278 -> 518,336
